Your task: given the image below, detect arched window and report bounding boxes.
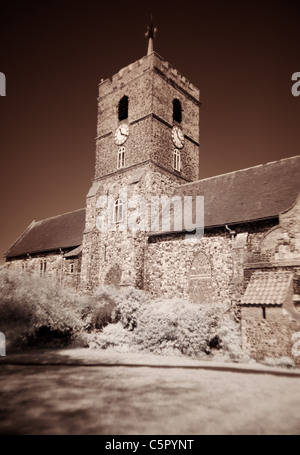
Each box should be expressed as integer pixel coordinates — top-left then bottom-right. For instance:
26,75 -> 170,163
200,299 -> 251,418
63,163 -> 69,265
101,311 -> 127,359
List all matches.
173,149 -> 181,172
118,96 -> 128,121
117,146 -> 126,169
113,198 -> 123,223
173,98 -> 182,123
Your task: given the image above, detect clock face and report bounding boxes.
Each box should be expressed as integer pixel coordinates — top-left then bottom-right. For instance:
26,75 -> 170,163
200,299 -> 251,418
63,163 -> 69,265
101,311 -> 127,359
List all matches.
171,126 -> 184,149
115,123 -> 129,145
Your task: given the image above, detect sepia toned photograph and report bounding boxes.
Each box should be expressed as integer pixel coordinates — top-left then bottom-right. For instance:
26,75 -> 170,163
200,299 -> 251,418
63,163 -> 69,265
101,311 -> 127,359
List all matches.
0,0 -> 300,439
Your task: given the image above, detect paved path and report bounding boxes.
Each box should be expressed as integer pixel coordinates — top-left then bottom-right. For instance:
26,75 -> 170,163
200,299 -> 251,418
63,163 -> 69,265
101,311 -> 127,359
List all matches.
1,348 -> 300,435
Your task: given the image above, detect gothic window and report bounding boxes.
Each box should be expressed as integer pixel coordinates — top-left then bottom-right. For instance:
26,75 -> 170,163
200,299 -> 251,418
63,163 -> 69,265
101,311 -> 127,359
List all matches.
70,262 -> 74,274
188,252 -> 217,304
117,146 -> 126,169
173,98 -> 182,123
113,198 -> 123,223
118,96 -> 128,121
173,149 -> 181,171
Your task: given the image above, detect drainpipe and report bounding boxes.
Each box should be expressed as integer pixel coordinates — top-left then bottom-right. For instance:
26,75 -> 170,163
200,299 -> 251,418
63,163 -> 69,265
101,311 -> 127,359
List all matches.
59,248 -> 64,285
225,225 -> 239,309
225,224 -> 236,240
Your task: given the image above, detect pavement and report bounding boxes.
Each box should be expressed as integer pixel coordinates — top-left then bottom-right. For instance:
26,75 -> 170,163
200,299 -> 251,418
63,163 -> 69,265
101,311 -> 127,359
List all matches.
1,347 -> 300,378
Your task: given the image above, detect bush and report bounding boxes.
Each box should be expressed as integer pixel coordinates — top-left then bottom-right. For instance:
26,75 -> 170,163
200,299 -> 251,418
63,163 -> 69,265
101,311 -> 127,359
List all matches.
81,285 -> 148,332
215,313 -> 249,362
112,286 -> 150,330
0,267 -> 246,362
81,286 -> 117,331
85,288 -> 247,361
86,322 -> 136,353
0,268 -> 85,348
262,356 -> 295,369
132,299 -> 239,358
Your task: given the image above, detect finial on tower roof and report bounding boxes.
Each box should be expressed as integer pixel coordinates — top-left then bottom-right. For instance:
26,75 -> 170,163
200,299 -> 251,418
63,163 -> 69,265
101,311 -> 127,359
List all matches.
145,15 -> 158,55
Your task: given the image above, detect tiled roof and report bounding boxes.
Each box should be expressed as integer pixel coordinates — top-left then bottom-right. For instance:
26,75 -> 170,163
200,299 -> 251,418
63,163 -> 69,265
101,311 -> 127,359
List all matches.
5,209 -> 86,259
64,245 -> 83,258
241,271 -> 294,306
176,155 -> 300,228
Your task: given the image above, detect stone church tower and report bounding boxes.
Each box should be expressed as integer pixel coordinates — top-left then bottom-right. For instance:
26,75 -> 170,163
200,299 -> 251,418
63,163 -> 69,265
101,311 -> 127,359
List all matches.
80,48 -> 201,291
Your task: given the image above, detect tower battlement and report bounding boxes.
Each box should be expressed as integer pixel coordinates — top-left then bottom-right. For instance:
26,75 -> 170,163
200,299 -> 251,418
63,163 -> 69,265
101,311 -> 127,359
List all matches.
98,52 -> 200,103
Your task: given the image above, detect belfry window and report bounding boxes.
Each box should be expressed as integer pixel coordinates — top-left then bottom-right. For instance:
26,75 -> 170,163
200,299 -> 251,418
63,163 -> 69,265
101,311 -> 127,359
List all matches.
117,146 -> 126,169
173,149 -> 181,172
173,99 -> 182,123
118,96 -> 128,121
113,198 -> 123,223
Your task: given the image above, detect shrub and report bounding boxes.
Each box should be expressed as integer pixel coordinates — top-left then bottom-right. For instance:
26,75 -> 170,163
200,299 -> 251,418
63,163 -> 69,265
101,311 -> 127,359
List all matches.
81,285 -> 148,332
88,292 -> 247,361
0,268 -> 85,348
132,299 -> 237,358
87,322 -> 135,353
262,356 -> 295,369
81,286 -> 118,331
112,287 -> 150,330
214,314 -> 250,363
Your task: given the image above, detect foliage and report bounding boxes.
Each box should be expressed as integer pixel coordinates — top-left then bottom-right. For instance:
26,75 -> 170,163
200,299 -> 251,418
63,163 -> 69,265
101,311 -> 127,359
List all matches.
86,322 -> 136,352
262,356 -> 295,369
215,312 -> 249,362
88,289 -> 247,361
112,286 -> 150,330
81,286 -> 117,331
0,268 -> 86,347
81,285 -> 148,332
0,268 -> 249,362
132,299 -> 244,359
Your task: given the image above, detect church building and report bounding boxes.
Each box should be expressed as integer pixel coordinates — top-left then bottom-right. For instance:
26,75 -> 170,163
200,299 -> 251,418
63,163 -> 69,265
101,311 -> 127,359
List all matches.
4,29 -> 300,362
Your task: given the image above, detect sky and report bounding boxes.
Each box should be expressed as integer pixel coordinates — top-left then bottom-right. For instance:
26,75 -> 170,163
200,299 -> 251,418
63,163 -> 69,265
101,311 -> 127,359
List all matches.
0,0 -> 299,263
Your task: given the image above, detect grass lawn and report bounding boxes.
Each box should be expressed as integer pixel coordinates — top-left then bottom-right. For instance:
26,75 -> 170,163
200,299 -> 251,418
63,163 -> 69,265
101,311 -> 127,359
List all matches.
0,349 -> 300,435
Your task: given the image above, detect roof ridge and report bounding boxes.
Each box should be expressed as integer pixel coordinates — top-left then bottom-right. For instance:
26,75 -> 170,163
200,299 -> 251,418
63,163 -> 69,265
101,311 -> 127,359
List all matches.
179,154 -> 300,188
33,207 -> 86,225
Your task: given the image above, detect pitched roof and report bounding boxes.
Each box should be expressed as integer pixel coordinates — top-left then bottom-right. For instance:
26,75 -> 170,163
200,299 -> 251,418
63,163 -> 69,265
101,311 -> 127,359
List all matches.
5,208 -> 86,259
175,155 -> 300,228
241,271 -> 293,306
64,245 -> 83,258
